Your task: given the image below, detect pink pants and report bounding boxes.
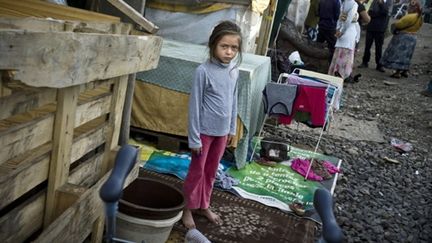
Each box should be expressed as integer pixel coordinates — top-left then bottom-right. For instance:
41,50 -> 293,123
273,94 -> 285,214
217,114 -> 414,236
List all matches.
183,134 -> 227,209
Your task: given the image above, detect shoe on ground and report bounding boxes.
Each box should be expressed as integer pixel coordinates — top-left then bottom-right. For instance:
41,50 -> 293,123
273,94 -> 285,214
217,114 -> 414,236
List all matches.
344,76 -> 355,83
353,74 -> 362,82
289,202 -> 306,216
357,63 -> 368,68
420,90 -> 432,97
376,66 -> 385,73
401,71 -> 409,78
390,72 -> 401,79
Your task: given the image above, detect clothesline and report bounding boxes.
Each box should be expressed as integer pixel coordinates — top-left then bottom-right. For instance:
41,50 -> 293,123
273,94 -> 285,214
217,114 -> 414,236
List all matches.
253,70 -> 342,180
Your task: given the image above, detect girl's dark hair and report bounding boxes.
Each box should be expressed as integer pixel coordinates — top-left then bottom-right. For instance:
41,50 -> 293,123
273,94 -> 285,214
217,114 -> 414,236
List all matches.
208,20 -> 243,66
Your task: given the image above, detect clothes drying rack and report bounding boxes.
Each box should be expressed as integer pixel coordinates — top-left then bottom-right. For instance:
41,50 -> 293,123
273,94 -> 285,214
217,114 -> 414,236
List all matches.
251,69 -> 343,180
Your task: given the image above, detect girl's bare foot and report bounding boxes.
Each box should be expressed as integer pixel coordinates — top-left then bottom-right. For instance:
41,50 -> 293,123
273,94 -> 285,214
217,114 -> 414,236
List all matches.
182,208 -> 196,229
198,208 -> 222,224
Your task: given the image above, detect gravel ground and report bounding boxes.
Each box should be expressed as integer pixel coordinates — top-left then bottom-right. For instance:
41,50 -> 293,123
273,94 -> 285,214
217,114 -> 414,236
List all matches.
263,24 -> 432,242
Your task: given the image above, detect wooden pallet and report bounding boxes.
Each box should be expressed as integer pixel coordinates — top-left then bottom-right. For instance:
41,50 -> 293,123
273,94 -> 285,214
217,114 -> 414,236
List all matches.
0,16 -> 162,243
130,126 -> 189,153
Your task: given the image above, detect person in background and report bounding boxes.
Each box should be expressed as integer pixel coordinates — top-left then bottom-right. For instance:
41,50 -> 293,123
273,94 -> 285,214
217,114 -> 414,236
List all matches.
182,21 -> 241,229
358,0 -> 393,72
380,0 -> 423,78
304,0 -> 320,41
357,0 -> 371,25
328,0 -> 360,82
350,0 -> 371,82
317,0 -> 341,64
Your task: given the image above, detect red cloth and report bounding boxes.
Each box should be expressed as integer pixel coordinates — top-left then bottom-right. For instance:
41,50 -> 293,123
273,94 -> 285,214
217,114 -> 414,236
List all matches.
183,134 -> 227,209
279,85 -> 327,126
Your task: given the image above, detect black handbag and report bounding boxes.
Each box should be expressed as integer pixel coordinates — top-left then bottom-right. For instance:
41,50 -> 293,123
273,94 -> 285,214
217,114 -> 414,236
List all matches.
260,137 -> 290,162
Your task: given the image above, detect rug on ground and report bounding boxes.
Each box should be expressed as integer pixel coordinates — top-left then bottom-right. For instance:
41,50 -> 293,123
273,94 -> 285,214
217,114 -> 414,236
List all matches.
131,139 -> 342,219
140,169 -> 318,243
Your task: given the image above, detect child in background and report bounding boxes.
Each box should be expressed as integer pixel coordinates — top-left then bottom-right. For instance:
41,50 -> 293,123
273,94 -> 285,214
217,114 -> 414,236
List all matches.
328,0 -> 360,82
182,21 -> 242,229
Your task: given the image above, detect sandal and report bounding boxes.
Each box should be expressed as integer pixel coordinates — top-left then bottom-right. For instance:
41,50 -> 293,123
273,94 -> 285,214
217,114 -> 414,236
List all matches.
289,202 -> 305,216
401,71 -> 409,78
390,72 -> 401,79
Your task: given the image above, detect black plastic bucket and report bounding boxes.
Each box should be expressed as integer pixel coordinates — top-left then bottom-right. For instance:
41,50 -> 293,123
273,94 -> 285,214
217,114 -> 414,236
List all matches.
118,177 -> 185,220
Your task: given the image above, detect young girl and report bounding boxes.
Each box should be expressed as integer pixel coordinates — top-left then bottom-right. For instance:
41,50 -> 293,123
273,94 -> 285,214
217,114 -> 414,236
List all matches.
328,0 -> 360,81
183,21 -> 242,229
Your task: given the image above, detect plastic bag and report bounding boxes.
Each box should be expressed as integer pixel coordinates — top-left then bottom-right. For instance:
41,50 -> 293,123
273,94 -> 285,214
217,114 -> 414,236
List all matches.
260,137 -> 290,162
390,138 -> 413,153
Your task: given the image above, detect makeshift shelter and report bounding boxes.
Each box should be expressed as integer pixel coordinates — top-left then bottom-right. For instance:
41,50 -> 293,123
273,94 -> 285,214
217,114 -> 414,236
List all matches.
144,0 -> 271,53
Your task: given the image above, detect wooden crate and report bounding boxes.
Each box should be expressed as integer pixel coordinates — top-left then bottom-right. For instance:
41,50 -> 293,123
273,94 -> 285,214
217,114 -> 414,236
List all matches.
0,17 -> 162,242
130,126 -> 189,153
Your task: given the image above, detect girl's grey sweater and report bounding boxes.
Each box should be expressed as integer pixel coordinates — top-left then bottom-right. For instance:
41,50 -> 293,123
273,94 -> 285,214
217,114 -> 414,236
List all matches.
188,59 -> 239,149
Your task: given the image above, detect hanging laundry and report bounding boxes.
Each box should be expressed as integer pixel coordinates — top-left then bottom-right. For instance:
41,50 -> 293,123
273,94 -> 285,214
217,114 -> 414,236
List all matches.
262,82 -> 298,116
279,85 -> 327,126
286,74 -> 328,88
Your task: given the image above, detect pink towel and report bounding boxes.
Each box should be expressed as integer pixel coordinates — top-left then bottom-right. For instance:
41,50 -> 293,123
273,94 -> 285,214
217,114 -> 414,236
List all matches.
290,158 -> 323,181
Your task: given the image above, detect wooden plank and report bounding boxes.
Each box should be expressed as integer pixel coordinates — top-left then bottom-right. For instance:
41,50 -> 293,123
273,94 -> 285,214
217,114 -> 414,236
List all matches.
130,126 -> 188,152
0,30 -> 163,88
0,143 -> 51,210
79,79 -> 114,93
35,159 -> 139,243
44,86 -> 79,227
0,17 -> 131,34
68,150 -> 105,187
0,71 -> 13,97
0,74 -> 33,92
80,83 -> 111,98
100,75 -> 128,176
0,191 -> 45,243
255,0 -> 277,55
75,93 -> 111,128
0,87 -> 56,120
0,0 -> 120,22
107,0 -> 159,34
71,116 -> 108,163
0,106 -> 55,166
55,183 -> 87,220
91,216 -> 105,243
108,76 -> 128,150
